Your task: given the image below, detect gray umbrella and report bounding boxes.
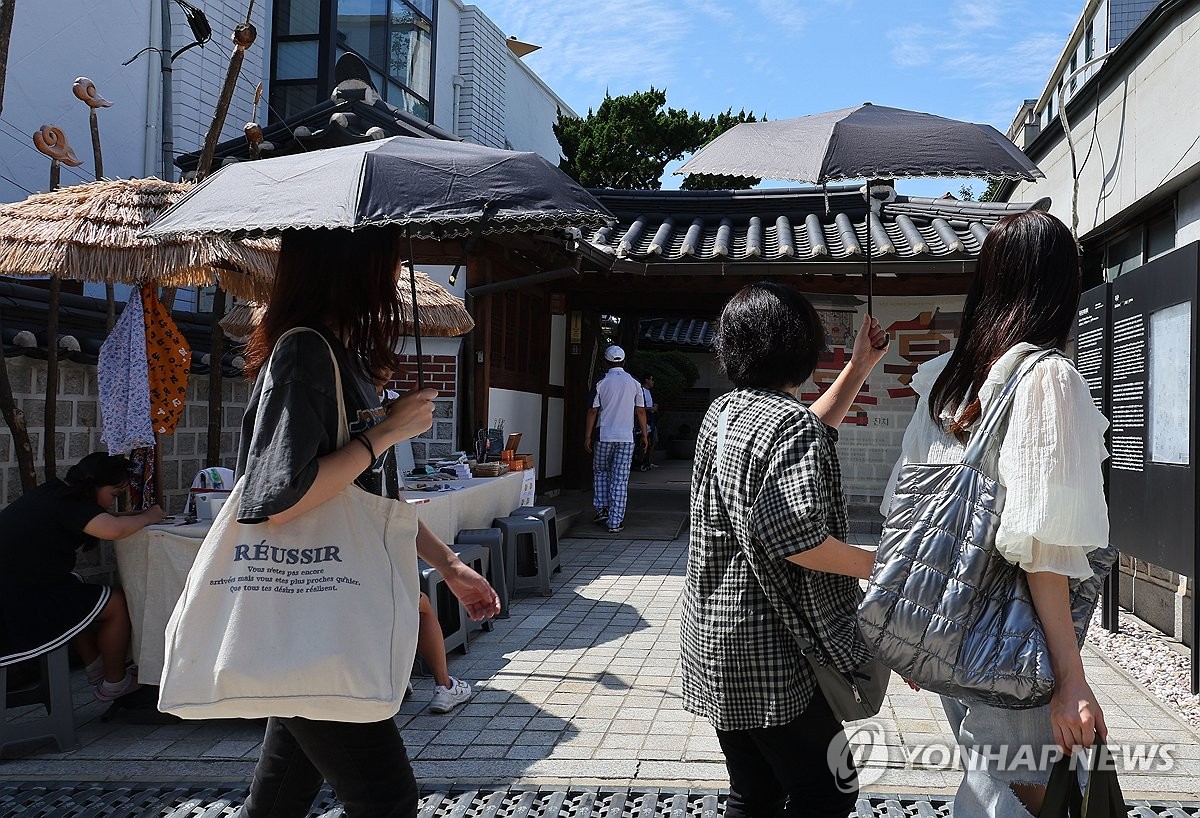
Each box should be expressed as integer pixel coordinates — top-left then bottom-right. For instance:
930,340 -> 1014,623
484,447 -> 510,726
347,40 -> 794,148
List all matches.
676,103 -> 1043,315
144,136 -> 615,386
143,136 -> 614,238
676,103 -> 1043,183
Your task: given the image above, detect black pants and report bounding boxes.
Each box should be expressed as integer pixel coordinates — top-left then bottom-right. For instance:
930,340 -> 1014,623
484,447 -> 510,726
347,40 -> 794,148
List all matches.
241,717 -> 418,818
716,689 -> 858,818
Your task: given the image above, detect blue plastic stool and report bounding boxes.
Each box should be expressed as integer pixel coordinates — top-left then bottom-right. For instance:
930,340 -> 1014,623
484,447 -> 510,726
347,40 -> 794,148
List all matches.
417,563 -> 467,657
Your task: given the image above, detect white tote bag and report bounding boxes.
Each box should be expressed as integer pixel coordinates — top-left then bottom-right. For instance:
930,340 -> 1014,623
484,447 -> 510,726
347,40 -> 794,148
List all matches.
158,329 -> 420,722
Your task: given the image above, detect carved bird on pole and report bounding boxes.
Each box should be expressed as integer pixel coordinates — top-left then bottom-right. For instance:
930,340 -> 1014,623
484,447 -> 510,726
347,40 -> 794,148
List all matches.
74,76 -> 118,329
32,124 -> 83,479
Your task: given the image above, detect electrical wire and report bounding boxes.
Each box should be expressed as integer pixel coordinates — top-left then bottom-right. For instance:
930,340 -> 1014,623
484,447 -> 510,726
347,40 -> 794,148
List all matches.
237,72 -> 309,153
0,117 -> 93,186
0,173 -> 35,195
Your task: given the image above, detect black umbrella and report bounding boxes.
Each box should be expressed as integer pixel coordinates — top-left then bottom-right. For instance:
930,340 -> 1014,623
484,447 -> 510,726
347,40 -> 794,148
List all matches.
144,137 -> 615,386
677,103 -> 1044,315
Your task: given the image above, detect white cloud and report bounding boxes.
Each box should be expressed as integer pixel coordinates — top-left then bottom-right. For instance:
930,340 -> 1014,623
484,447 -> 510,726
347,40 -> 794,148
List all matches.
754,0 -> 809,33
885,2 -> 1078,127
482,0 -> 693,104
889,25 -> 934,67
951,1 -> 1005,32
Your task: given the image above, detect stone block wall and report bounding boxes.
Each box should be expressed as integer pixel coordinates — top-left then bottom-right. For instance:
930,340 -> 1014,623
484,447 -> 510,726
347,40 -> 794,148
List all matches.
1117,554 -> 1195,647
1,357 -> 250,582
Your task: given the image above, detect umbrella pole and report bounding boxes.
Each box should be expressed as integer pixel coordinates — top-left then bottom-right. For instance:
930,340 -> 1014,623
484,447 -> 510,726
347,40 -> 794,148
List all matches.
405,228 -> 425,390
865,198 -> 874,318
90,102 -> 116,331
205,287 -> 227,467
0,304 -> 37,490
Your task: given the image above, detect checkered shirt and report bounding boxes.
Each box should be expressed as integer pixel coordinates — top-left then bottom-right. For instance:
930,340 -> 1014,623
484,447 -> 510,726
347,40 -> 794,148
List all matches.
681,389 -> 872,731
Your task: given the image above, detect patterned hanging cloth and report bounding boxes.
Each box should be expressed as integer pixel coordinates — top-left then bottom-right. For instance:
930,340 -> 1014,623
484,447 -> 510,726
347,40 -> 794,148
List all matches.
98,287 -> 154,454
127,446 -> 157,509
141,283 -> 191,435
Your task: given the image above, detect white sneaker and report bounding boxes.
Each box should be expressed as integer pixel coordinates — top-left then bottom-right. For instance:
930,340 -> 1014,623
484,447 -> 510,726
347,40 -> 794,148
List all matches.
94,668 -> 140,702
428,677 -> 473,713
405,680 -> 414,698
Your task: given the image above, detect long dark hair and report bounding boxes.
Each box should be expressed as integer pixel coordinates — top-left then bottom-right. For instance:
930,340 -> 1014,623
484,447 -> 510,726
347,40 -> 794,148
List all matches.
245,227 -> 407,381
930,209 -> 1079,436
62,452 -> 133,498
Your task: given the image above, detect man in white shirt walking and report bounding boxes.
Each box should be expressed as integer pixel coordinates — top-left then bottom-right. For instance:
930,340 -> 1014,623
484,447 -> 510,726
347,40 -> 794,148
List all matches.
585,346 -> 649,533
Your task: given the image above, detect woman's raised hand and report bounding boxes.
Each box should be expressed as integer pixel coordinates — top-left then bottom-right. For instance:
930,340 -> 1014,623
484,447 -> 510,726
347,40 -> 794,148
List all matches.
854,313 -> 890,364
377,388 -> 439,444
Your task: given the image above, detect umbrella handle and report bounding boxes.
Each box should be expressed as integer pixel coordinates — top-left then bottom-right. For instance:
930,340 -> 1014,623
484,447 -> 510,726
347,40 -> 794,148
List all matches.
405,227 -> 425,390
865,207 -> 874,318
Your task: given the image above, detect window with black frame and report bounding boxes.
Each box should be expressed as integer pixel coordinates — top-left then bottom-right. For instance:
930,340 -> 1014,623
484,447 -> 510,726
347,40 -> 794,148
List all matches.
336,0 -> 434,120
269,0 -> 435,123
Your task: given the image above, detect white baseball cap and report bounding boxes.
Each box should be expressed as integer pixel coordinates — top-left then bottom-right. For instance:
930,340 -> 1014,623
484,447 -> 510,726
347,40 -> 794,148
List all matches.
604,345 -> 626,362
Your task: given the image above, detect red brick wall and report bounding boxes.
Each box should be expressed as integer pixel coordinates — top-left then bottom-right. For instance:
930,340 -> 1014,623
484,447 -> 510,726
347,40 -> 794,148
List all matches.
388,354 -> 457,398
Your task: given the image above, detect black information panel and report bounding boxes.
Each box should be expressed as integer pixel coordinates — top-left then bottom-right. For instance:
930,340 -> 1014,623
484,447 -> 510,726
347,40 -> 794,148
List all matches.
1107,242 -> 1198,579
1075,284 -> 1110,416
1074,284 -> 1116,630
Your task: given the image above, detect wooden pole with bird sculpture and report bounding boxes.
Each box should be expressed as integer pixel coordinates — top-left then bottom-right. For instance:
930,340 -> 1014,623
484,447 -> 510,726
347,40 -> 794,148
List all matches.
33,125 -> 84,480
0,0 -> 36,491
197,1 -> 257,469
73,77 -> 118,331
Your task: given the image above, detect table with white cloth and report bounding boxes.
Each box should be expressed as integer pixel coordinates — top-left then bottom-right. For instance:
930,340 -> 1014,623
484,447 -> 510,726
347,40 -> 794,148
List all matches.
398,470 -> 525,542
113,521 -> 211,687
113,471 -> 526,684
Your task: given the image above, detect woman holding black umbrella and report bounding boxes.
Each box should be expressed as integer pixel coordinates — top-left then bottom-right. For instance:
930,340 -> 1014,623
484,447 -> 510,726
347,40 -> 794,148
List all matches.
235,227 -> 499,818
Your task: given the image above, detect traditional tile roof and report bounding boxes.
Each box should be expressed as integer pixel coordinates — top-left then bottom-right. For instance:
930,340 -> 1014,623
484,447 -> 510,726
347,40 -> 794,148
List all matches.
640,317 -> 715,348
0,280 -> 243,375
175,54 -> 456,174
580,185 -> 1049,271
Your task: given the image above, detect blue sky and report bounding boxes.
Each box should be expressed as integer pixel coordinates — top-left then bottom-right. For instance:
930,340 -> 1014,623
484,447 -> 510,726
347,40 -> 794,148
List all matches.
482,0 -> 1084,199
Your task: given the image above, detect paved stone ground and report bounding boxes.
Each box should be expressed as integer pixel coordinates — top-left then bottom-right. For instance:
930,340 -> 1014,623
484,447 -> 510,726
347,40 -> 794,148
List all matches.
4,462 -> 1199,803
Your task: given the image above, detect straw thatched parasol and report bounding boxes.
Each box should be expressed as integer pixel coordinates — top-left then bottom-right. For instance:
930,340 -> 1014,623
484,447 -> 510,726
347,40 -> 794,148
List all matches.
218,265 -> 475,342
0,177 -> 275,300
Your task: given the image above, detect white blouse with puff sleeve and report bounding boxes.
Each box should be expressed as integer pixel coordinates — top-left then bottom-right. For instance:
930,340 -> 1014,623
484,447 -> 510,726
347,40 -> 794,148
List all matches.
880,342 -> 1109,579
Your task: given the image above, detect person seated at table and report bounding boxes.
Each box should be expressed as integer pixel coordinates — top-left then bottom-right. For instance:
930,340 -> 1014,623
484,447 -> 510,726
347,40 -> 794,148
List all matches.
0,452 -> 164,701
407,591 -> 475,713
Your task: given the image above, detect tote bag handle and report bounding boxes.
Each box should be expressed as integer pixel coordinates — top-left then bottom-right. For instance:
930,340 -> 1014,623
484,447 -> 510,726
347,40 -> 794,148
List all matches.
264,327 -> 351,448
714,402 -> 822,657
960,348 -> 1062,470
1041,733 -> 1127,818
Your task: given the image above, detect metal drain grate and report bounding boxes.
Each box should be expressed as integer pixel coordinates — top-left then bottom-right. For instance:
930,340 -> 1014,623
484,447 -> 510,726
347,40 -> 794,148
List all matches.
1,785 -> 1197,817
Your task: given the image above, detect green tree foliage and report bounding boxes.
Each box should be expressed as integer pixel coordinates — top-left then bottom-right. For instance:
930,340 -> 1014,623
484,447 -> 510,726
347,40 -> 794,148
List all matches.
554,88 -> 759,190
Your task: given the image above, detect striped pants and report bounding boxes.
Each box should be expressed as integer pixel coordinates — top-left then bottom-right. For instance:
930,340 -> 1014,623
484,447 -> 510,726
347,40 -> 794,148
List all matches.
593,441 -> 635,527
